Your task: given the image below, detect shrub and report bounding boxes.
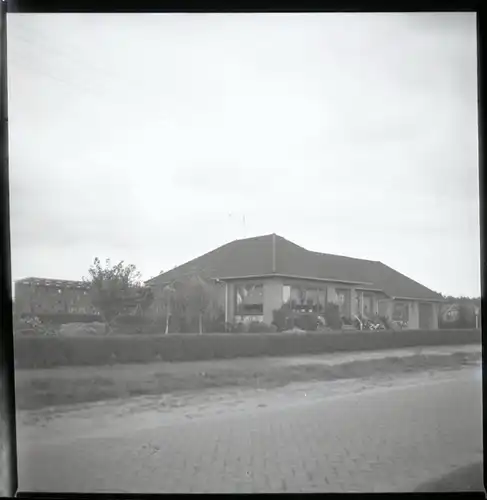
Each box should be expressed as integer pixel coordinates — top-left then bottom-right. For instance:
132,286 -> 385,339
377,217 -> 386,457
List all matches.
272,306 -> 288,331
324,303 -> 342,330
13,328 -> 481,368
379,315 -> 391,329
204,313 -> 227,333
247,321 -> 277,333
294,312 -> 319,332
233,322 -> 248,333
35,313 -> 102,325
113,314 -> 152,327
272,305 -> 303,332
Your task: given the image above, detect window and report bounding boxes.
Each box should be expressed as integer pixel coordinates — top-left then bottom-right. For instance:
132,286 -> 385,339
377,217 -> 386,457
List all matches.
235,284 -> 264,316
393,302 -> 409,322
363,295 -> 373,317
305,289 -> 318,308
288,286 -> 326,313
318,289 -> 327,312
336,289 -> 351,316
282,285 -> 291,305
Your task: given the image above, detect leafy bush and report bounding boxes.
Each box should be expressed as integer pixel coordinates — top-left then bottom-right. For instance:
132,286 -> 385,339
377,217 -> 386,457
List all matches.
113,314 -> 153,326
294,312 -> 319,332
14,328 -> 481,368
247,321 -> 277,333
378,316 -> 390,329
204,312 -> 227,333
272,304 -> 294,331
25,313 -> 102,326
233,322 -> 248,333
324,303 -> 342,330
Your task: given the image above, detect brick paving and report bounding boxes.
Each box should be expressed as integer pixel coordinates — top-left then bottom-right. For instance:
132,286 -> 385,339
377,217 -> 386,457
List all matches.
17,368 -> 482,493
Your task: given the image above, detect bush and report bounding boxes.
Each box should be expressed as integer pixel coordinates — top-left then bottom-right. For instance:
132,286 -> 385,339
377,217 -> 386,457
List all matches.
204,313 -> 227,333
113,314 -> 153,327
35,313 -> 102,325
13,328 -> 481,369
379,315 -> 392,329
324,303 -> 342,330
294,312 -> 319,332
272,305 -> 294,331
247,321 -> 277,333
233,322 -> 248,333
273,305 -> 320,332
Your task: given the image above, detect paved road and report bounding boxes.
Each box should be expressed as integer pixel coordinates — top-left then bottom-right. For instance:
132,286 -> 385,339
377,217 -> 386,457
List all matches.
17,367 -> 482,493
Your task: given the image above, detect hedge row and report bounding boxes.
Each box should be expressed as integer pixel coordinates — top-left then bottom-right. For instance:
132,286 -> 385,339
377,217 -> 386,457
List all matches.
14,329 -> 481,369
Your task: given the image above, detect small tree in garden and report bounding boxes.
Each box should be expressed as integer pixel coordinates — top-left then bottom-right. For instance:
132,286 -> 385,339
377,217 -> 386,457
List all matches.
152,282 -> 177,334
151,275 -> 222,334
84,257 -> 145,331
176,276 -> 220,334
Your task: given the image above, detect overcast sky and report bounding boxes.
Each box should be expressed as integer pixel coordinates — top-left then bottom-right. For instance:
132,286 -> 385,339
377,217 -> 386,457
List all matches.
7,13 -> 480,297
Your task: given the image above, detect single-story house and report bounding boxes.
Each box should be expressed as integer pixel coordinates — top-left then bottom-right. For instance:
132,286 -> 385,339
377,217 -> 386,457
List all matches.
145,234 -> 444,330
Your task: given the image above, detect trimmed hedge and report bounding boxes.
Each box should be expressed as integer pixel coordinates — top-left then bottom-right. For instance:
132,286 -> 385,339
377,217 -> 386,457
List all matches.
13,328 -> 481,369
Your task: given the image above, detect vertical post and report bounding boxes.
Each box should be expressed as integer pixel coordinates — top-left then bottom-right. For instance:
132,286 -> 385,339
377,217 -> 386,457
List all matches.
0,1 -> 17,496
224,282 -> 228,325
271,233 -> 276,273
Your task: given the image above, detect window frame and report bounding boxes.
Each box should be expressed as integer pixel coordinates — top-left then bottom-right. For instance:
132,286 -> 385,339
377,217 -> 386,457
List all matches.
234,282 -> 264,316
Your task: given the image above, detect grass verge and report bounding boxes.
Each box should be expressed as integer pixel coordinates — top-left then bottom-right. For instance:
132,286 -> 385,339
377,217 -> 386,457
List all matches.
15,349 -> 481,411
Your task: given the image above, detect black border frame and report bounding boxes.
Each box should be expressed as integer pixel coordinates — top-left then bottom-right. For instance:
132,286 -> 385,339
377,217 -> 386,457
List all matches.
1,2 -> 484,498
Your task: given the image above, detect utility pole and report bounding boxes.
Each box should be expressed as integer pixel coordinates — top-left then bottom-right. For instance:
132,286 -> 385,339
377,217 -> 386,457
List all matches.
0,2 -> 17,497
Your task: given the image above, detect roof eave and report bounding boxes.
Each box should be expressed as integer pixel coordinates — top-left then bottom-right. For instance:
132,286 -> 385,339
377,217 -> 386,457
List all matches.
216,273 -> 375,286
392,296 -> 446,303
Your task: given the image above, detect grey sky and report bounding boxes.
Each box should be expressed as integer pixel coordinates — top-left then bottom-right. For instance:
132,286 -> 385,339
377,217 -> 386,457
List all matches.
7,13 -> 480,297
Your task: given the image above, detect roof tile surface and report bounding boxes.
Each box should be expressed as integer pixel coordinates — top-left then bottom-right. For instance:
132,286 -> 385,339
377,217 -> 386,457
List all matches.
146,234 -> 442,301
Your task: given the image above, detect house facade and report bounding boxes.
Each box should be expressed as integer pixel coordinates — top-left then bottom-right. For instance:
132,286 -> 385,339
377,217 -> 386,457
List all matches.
146,234 -> 444,330
223,277 -> 440,329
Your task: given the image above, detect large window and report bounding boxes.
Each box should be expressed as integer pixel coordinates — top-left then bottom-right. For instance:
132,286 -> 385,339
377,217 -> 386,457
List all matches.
286,285 -> 326,313
336,289 -> 351,317
392,302 -> 409,322
235,284 -> 264,315
282,285 -> 291,304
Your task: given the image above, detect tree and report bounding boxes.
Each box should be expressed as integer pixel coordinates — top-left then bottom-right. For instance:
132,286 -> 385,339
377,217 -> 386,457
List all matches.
151,282 -> 177,334
174,275 -> 221,334
150,275 -> 222,334
84,257 -> 145,330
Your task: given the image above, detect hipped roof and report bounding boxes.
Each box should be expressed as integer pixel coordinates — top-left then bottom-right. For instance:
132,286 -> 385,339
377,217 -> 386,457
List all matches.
146,234 -> 443,302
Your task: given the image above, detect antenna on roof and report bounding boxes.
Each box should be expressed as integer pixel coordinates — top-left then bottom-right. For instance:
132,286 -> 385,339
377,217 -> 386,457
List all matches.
272,233 -> 276,273
243,215 -> 246,238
